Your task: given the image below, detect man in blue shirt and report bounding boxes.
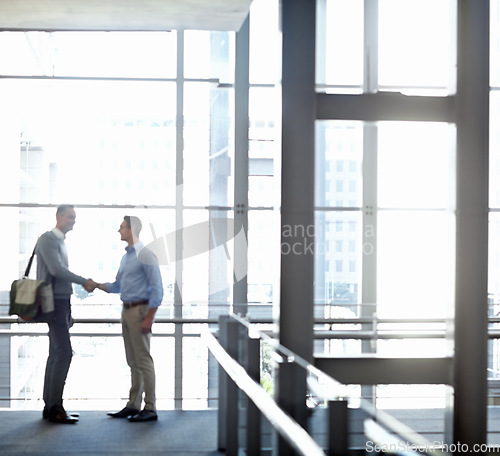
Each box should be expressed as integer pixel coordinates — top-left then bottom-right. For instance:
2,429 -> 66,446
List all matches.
97,215 -> 163,422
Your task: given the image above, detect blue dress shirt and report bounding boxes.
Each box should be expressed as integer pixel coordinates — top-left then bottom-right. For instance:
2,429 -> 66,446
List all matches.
105,241 -> 163,308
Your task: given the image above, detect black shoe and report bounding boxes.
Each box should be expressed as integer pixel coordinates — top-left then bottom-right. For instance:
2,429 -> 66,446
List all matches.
107,407 -> 139,418
128,409 -> 158,422
43,408 -> 79,420
48,406 -> 78,424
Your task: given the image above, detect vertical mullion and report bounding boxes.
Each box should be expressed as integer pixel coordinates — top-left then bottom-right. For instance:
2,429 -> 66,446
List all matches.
316,0 -> 327,87
364,0 -> 378,94
174,30 -> 184,410
234,16 -> 250,316
362,0 -> 378,406
361,124 -> 377,312
361,123 -> 377,406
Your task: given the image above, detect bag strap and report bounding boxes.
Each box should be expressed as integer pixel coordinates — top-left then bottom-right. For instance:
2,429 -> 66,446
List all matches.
23,243 -> 38,279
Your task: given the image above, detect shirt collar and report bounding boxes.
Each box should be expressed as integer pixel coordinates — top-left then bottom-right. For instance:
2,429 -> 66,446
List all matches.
126,240 -> 145,254
52,227 -> 65,240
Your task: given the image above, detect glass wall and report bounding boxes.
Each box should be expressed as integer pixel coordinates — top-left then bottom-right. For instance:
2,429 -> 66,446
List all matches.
315,0 -> 457,411
0,0 -> 282,409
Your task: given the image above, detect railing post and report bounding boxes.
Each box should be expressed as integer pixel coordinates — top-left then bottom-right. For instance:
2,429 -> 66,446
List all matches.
277,361 -> 307,456
328,400 -> 349,456
218,315 -> 240,455
246,335 -> 262,456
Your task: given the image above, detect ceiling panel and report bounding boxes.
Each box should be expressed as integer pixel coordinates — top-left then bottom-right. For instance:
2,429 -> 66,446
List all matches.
0,0 -> 252,32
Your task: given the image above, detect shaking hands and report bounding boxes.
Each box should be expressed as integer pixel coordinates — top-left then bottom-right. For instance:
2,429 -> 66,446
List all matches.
84,278 -> 98,292
84,279 -> 108,293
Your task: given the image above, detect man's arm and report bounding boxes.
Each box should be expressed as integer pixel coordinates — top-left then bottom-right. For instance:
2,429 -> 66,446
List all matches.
97,258 -> 124,294
141,250 -> 163,333
141,307 -> 158,334
37,233 -> 88,286
141,250 -> 164,308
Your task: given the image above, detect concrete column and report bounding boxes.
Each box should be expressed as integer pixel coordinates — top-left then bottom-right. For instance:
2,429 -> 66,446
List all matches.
454,0 -> 489,446
278,0 -> 316,428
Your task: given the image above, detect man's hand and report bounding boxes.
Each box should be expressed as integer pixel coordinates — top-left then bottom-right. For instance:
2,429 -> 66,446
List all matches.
141,307 -> 158,334
84,278 -> 97,292
141,317 -> 154,334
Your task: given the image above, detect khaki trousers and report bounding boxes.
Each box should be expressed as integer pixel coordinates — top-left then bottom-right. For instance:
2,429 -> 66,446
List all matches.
121,304 -> 156,411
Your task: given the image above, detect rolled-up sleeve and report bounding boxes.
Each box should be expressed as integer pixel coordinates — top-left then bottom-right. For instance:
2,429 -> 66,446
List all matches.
144,262 -> 163,308
105,262 -> 123,294
139,248 -> 163,308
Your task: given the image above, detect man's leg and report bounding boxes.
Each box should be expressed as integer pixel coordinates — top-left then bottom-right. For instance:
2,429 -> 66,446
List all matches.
44,299 -> 73,416
136,305 -> 156,412
122,308 -> 144,411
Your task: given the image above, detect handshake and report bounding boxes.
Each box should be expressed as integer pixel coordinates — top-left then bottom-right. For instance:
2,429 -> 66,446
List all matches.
84,279 -> 107,293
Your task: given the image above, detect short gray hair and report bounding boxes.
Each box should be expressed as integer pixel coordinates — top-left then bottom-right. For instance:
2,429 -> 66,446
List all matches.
56,204 -> 74,216
124,215 -> 142,236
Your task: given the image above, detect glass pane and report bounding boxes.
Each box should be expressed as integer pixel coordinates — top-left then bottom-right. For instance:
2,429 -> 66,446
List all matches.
182,210 -> 209,308
181,210 -> 235,313
183,336 -> 209,409
315,121 -> 363,208
1,78 -> 177,206
491,92 -> 500,208
317,0 -> 364,89
184,31 -> 234,83
375,384 -> 449,410
489,213 -> 500,307
491,0 -> 500,87
378,122 -> 455,209
0,31 -> 177,78
0,206 -> 175,317
7,332 -> 177,411
249,0 -> 280,85
183,83 -> 234,207
377,210 -> 455,319
378,0 -> 455,94
249,87 -> 280,208
314,211 -> 363,315
248,211 -> 279,305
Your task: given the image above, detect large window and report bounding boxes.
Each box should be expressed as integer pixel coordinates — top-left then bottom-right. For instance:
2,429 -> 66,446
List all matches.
314,0 -> 457,413
317,0 -> 456,95
0,0 -> 282,410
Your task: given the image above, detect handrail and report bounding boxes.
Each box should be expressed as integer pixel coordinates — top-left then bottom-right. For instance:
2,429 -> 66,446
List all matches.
201,328 -> 326,456
229,313 -> 451,456
360,402 -> 449,456
0,315 -> 452,325
0,314 -> 499,341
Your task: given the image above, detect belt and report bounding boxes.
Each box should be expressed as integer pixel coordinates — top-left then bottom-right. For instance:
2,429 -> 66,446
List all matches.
123,300 -> 149,309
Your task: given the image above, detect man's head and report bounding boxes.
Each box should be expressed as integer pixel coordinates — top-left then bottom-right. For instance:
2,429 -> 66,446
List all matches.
119,215 -> 142,245
55,205 -> 76,234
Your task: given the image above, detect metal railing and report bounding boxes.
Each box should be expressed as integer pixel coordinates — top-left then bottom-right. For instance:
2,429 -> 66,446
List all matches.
207,313 -> 452,456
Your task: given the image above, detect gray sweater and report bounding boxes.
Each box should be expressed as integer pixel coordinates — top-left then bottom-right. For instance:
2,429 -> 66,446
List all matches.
35,230 -> 87,298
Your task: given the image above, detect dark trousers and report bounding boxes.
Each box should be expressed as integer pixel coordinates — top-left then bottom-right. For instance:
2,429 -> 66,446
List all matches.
43,298 -> 73,413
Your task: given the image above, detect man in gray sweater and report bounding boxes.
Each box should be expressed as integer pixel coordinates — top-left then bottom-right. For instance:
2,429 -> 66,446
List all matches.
36,204 -> 96,424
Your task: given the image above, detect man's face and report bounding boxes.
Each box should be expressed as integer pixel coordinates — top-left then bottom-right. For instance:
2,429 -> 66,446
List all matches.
56,208 -> 77,234
118,221 -> 132,242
